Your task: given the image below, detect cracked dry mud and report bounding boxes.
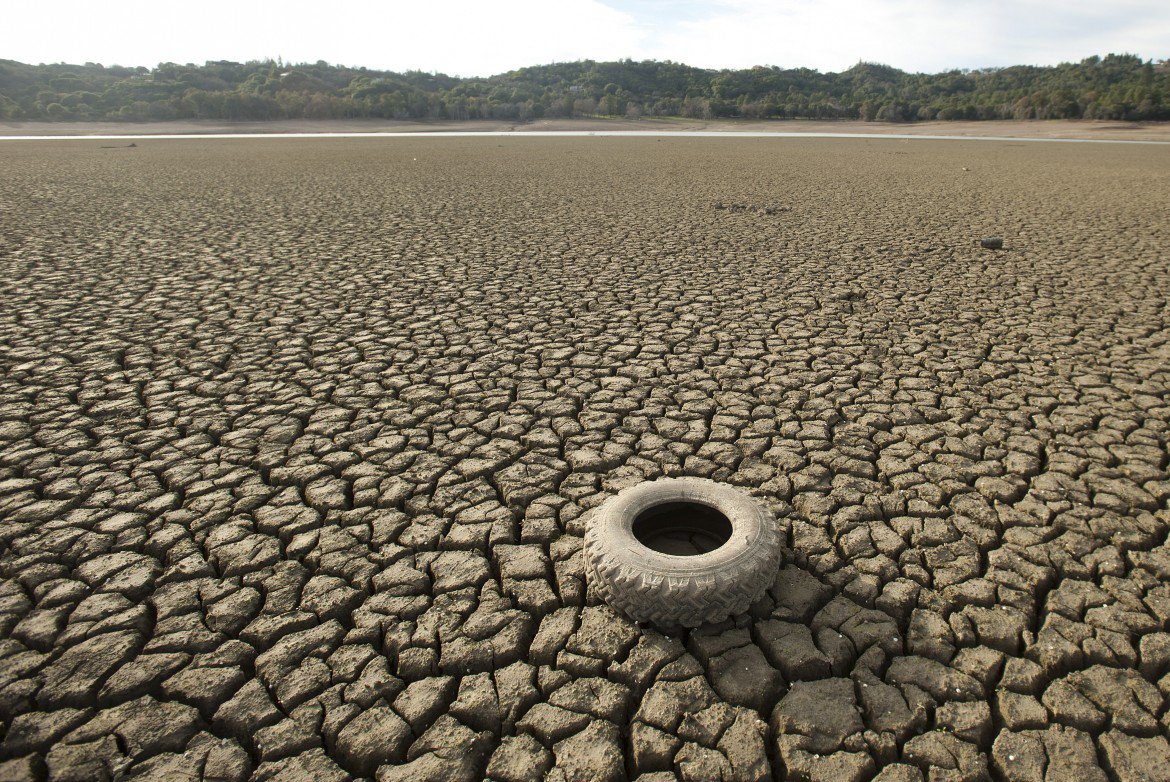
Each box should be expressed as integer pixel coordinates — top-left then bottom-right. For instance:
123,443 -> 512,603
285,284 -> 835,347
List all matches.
0,137 -> 1168,782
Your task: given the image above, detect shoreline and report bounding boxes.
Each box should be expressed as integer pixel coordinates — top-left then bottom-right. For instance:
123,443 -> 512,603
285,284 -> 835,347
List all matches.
3,132 -> 1167,146
3,117 -> 1170,142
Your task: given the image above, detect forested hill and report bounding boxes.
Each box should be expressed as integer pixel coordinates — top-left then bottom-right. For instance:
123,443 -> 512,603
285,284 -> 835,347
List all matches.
1,54 -> 1167,123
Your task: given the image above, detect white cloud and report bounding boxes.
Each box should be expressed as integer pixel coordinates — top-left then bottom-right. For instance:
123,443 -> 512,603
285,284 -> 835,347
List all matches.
636,0 -> 1170,73
1,0 -> 642,76
1,0 -> 1167,75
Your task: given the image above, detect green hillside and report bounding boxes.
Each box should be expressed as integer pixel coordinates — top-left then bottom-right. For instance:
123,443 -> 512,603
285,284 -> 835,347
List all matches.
1,54 -> 1166,122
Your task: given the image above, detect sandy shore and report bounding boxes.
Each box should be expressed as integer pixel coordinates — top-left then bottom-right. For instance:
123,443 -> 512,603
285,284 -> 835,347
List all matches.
3,116 -> 1169,141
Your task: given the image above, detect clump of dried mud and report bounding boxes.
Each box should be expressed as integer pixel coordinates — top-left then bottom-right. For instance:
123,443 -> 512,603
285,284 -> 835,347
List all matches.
0,138 -> 1168,782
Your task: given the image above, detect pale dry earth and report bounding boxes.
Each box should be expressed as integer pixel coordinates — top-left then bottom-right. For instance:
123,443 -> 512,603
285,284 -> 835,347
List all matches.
0,137 -> 1169,782
3,118 -> 1170,141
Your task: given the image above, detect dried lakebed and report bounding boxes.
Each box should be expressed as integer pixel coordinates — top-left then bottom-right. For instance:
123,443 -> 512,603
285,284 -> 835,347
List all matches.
1,138 -> 1168,781
4,130 -> 1169,143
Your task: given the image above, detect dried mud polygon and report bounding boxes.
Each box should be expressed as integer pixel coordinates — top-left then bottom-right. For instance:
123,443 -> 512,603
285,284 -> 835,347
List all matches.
1,138 -> 1168,781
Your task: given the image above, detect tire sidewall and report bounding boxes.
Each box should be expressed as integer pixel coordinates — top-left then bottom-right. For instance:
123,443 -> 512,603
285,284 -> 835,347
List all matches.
590,477 -> 770,578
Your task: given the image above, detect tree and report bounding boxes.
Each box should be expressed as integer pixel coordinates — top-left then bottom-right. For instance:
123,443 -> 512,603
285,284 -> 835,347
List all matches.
0,93 -> 21,119
1,54 -> 1166,123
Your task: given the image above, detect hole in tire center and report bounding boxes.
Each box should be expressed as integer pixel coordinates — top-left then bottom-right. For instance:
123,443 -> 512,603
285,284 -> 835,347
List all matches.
632,501 -> 733,556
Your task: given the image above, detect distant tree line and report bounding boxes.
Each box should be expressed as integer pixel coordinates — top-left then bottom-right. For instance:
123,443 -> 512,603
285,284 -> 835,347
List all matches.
1,54 -> 1167,123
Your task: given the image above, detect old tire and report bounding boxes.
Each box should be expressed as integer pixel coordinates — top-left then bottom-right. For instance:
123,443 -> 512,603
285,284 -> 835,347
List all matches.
584,477 -> 782,629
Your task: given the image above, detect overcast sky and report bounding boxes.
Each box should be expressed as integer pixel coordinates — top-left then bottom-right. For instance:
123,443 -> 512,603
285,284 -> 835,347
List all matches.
4,0 -> 1168,76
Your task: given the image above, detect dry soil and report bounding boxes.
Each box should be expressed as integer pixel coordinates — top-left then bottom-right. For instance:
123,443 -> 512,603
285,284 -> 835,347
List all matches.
3,117 -> 1170,142
1,138 -> 1169,782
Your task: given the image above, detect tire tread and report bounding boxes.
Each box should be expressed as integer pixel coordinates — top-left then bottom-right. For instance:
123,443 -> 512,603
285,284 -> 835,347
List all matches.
583,478 -> 782,628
